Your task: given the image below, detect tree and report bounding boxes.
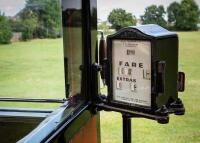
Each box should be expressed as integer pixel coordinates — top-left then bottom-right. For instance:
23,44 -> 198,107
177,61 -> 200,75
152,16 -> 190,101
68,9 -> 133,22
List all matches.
9,19 -> 24,32
98,21 -> 110,35
21,16 -> 38,41
167,0 -> 199,31
0,12 -> 12,44
20,0 -> 62,38
108,8 -> 136,31
141,5 -> 167,28
177,0 -> 199,30
167,2 -> 181,28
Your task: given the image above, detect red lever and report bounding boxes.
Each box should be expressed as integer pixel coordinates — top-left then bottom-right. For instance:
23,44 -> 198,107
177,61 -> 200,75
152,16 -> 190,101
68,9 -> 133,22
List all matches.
178,72 -> 185,92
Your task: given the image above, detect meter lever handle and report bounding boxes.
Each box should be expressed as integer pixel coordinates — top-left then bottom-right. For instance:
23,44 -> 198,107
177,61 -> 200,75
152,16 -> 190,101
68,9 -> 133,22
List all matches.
99,32 -> 107,85
157,61 -> 166,95
178,72 -> 185,92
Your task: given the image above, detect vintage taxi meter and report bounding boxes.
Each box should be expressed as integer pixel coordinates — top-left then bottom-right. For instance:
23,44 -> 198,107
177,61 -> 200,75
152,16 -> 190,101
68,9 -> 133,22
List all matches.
104,24 -> 185,120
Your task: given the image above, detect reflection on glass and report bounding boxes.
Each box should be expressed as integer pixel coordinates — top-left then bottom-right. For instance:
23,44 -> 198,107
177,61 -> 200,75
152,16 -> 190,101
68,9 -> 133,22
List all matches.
62,0 -> 82,97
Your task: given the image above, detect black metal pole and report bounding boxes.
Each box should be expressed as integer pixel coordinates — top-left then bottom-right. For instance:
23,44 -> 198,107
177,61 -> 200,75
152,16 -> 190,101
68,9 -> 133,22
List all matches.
122,114 -> 132,143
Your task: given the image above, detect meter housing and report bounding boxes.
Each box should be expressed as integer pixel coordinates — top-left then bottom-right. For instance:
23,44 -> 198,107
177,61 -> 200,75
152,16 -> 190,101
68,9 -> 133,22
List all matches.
99,24 -> 185,123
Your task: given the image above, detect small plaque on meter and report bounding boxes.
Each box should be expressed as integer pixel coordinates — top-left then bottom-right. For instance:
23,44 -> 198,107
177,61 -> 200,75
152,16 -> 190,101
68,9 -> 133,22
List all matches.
112,40 -> 151,107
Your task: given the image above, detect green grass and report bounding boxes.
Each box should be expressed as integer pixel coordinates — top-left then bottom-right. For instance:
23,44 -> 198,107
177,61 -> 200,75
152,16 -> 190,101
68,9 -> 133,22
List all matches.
0,32 -> 200,142
0,39 -> 65,108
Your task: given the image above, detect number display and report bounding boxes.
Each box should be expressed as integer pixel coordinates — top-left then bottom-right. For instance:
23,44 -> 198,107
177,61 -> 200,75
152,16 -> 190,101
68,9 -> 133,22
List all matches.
112,40 -> 151,107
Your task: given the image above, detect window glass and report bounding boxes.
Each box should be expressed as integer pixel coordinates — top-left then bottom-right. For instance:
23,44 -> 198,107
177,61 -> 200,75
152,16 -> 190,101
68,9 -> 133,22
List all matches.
62,0 -> 83,97
0,0 -> 65,107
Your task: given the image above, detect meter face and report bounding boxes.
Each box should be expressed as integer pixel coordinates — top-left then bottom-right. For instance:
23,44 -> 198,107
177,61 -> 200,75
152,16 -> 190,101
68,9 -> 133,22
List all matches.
112,40 -> 151,107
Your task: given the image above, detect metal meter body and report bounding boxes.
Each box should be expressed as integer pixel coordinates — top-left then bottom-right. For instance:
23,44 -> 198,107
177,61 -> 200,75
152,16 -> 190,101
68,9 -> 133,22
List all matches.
103,24 -> 185,121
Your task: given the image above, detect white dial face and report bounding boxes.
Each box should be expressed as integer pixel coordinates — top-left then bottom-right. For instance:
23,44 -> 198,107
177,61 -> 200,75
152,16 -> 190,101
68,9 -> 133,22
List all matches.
112,40 -> 151,107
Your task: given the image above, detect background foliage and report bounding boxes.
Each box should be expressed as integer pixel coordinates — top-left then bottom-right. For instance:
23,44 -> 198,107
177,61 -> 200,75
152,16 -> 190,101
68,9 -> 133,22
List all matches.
104,0 -> 199,31
0,12 -> 12,44
141,5 -> 167,28
9,0 -> 62,41
167,0 -> 200,31
108,8 -> 137,31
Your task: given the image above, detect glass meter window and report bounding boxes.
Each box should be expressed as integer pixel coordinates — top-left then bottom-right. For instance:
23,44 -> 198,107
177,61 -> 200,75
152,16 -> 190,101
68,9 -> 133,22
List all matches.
112,40 -> 151,107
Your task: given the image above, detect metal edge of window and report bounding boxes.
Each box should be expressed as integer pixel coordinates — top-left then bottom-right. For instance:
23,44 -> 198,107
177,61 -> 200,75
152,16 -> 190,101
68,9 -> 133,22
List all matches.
17,98 -> 91,143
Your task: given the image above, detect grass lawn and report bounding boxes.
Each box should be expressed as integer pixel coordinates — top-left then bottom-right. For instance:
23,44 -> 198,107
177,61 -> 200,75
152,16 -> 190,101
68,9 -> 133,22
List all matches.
0,39 -> 65,108
0,32 -> 200,142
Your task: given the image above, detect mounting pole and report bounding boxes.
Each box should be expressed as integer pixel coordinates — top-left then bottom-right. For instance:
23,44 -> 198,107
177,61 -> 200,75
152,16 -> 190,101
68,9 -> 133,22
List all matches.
122,114 -> 132,143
